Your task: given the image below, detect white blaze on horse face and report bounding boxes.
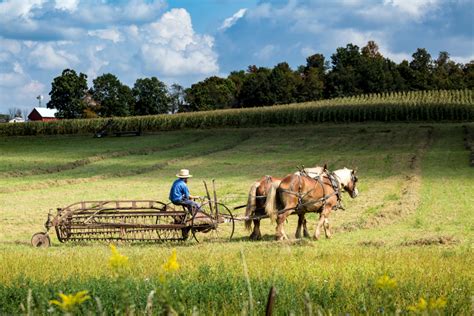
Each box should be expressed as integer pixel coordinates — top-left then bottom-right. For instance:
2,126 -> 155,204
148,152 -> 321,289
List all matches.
352,187 -> 359,198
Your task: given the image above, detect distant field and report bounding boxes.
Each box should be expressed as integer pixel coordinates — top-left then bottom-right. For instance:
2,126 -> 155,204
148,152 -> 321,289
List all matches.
0,123 -> 473,314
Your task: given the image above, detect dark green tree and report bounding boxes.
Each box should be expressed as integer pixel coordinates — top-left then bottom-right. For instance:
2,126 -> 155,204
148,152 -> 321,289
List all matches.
463,61 -> 474,89
326,44 -> 362,97
239,67 -> 273,107
47,69 -> 88,118
409,48 -> 433,90
432,52 -> 465,89
269,62 -> 298,104
228,70 -> 246,107
91,73 -> 133,117
185,76 -> 236,111
132,77 -> 170,115
359,41 -> 387,93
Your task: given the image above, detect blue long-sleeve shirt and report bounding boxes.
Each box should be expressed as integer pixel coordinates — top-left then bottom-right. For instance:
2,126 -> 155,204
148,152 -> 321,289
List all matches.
169,178 -> 190,203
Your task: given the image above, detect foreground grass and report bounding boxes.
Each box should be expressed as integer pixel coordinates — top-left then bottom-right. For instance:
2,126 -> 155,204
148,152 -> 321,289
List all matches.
1,243 -> 472,314
0,123 -> 473,314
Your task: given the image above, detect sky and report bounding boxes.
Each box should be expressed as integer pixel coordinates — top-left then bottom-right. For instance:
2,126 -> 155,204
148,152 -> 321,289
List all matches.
0,0 -> 473,114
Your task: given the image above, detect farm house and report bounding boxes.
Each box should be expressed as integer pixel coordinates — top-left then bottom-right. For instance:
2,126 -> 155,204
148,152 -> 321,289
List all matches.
27,107 -> 58,122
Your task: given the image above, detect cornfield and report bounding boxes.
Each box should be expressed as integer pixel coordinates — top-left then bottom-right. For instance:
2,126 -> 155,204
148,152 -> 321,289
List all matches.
1,89 -> 473,136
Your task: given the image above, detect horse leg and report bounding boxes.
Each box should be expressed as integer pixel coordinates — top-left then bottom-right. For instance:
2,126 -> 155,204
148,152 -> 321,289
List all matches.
249,219 -> 259,240
254,219 -> 262,240
303,216 -> 311,238
314,214 -> 326,240
276,212 -> 289,241
323,217 -> 332,239
295,214 -> 304,239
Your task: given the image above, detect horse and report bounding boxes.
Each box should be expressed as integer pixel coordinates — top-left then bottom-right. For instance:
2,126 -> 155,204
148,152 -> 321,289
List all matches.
265,168 -> 359,241
244,165 -> 326,240
245,175 -> 283,240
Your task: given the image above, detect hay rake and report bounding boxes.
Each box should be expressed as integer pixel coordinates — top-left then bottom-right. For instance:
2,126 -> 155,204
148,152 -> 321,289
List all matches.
31,181 -> 235,247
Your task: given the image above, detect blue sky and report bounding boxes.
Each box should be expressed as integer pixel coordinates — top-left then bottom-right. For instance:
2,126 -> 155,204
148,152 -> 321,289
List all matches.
0,0 -> 473,114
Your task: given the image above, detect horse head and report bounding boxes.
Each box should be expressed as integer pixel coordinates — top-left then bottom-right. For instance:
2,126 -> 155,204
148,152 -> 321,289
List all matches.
333,167 -> 359,198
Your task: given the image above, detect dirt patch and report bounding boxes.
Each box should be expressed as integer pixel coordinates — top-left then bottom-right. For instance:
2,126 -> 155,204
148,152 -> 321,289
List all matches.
401,236 -> 458,246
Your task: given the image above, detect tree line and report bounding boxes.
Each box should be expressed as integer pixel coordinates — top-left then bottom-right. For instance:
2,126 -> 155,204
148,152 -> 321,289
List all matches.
47,41 -> 474,118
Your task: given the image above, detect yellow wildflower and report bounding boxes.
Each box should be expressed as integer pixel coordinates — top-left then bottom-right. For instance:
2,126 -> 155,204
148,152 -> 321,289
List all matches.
408,296 -> 446,313
109,244 -> 129,274
162,249 -> 180,272
49,290 -> 90,312
429,297 -> 447,309
376,274 -> 397,290
408,297 -> 427,312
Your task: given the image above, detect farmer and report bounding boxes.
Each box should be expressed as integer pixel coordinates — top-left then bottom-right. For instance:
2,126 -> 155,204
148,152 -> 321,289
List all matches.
169,169 -> 201,214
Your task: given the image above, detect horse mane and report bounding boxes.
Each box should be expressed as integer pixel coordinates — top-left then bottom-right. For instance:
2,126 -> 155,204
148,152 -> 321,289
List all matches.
333,167 -> 352,188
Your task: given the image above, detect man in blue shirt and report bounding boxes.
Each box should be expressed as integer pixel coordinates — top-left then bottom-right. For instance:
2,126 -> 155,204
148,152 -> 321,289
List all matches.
169,169 -> 200,214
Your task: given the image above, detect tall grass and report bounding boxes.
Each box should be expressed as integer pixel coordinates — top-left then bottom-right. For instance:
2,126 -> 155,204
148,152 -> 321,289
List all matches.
1,90 -> 472,136
0,245 -> 472,314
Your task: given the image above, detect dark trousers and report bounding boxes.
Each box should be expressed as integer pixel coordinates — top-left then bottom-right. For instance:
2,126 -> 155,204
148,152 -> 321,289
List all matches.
173,199 -> 200,214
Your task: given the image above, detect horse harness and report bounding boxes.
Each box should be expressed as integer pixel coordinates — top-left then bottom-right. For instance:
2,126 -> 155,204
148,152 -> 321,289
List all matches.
279,172 -> 343,213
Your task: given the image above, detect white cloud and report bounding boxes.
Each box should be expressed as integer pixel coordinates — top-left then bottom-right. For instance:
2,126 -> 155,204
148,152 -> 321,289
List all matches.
88,28 -> 123,43
54,0 -> 79,12
123,0 -> 165,21
0,0 -> 46,21
140,9 -> 219,75
29,43 -> 79,70
219,8 -> 247,30
451,54 -> 474,64
359,0 -> 441,22
383,0 -> 440,19
85,45 -> 109,82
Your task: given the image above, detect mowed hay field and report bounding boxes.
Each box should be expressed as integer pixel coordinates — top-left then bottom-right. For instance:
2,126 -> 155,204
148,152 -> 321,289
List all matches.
0,123 -> 473,314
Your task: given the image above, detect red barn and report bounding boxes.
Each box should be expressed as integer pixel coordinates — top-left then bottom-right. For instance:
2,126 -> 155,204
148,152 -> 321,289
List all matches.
28,108 -> 58,122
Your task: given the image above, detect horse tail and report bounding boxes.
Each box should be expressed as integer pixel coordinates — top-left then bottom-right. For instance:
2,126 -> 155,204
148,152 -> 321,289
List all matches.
245,182 -> 259,231
265,182 -> 279,221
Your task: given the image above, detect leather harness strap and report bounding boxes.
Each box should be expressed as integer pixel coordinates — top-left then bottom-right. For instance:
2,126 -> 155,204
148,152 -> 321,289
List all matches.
278,172 -> 342,213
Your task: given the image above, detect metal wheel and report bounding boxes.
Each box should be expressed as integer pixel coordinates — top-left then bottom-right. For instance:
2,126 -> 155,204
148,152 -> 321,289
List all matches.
191,202 -> 234,243
31,232 -> 51,248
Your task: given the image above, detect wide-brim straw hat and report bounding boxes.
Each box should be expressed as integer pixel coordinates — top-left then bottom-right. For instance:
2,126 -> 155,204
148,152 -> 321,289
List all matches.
176,169 -> 193,178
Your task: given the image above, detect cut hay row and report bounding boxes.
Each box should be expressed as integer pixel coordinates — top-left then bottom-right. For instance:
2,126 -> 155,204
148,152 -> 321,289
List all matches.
1,89 -> 473,136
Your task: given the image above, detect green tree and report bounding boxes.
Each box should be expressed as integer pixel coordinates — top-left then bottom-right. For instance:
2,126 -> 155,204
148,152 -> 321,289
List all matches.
463,61 -> 474,89
326,44 -> 362,97
132,77 -> 170,115
409,48 -> 433,90
432,51 -> 465,89
228,70 -> 246,107
239,67 -> 273,107
269,62 -> 298,104
297,53 -> 326,102
47,69 -> 88,118
91,73 -> 133,117
185,76 -> 236,111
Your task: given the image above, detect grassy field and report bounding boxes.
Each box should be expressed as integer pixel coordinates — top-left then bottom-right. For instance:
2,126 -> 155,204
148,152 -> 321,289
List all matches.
0,123 -> 473,314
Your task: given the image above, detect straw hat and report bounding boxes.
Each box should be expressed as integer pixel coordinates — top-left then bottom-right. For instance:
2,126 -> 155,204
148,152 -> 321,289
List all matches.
176,169 -> 193,178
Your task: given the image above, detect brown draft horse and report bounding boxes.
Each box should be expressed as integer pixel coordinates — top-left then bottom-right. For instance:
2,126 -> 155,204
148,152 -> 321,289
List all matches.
244,166 -> 326,240
265,168 -> 359,240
